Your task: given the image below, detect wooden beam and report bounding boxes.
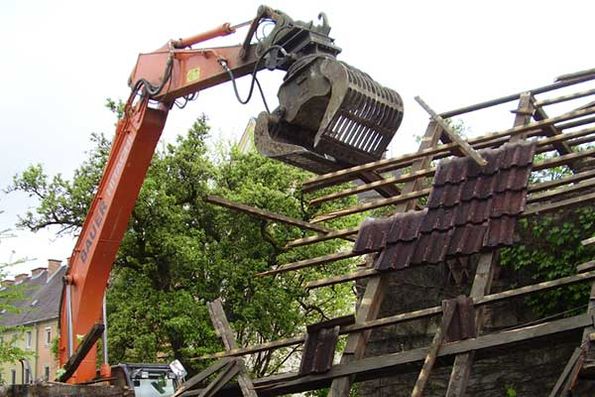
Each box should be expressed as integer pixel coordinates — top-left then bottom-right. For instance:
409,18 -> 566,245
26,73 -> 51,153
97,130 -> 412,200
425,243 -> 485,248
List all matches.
412,300 -> 457,397
438,71 -> 595,118
582,236 -> 595,246
556,67 -> 595,82
173,358 -> 233,397
357,170 -> 402,198
302,105 -> 595,192
305,268 -> 378,290
534,87 -> 595,107
309,147 -> 595,225
207,299 -> 257,397
310,188 -> 431,224
57,323 -> 104,383
446,253 -> 497,396
195,360 -> 240,397
577,260 -> 595,273
548,348 -> 583,397
200,270 -> 595,361
285,227 -> 360,249
415,96 -> 487,166
529,168 -> 595,194
527,177 -> 595,203
307,125 -> 595,208
287,167 -> 595,250
250,314 -> 591,396
329,121 -> 445,397
256,250 -> 360,277
524,190 -> 595,216
205,195 -> 354,241
533,105 -> 578,170
308,167 -> 435,207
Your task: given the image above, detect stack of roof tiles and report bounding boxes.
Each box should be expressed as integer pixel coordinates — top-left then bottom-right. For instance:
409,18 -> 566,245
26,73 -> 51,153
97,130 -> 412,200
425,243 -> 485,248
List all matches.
353,141 -> 537,271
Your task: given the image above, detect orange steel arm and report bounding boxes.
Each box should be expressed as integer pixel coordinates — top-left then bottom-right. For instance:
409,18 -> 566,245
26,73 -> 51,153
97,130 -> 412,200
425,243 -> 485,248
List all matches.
58,21 -> 261,383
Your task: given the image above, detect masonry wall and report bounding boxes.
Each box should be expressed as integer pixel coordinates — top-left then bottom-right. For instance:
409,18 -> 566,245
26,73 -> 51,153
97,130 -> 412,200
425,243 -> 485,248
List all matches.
357,257 -> 580,396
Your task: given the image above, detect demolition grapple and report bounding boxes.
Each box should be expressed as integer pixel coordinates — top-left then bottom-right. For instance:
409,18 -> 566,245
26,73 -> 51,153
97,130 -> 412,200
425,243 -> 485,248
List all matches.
252,7 -> 404,173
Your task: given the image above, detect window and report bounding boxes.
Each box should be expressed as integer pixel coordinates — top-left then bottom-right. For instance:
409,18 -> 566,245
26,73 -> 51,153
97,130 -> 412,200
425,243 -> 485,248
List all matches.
11,369 -> 16,385
25,368 -> 30,384
25,331 -> 32,349
44,366 -> 50,381
45,327 -> 52,346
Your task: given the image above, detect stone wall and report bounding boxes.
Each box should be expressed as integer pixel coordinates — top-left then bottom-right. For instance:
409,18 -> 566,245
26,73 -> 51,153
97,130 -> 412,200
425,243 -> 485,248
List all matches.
357,256 -> 583,396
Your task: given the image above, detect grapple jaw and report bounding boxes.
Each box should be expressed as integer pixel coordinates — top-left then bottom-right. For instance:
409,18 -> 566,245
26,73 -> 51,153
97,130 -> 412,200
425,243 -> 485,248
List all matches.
254,111 -> 346,175
256,55 -> 404,173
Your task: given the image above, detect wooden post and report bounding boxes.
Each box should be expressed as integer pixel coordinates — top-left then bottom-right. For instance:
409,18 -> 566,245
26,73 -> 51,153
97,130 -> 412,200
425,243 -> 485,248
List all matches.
328,121 -> 444,397
547,253 -> 595,397
446,93 -> 535,396
207,298 -> 258,397
445,253 -> 497,396
411,300 -> 457,397
414,96 -> 487,166
172,358 -> 233,397
548,348 -> 584,397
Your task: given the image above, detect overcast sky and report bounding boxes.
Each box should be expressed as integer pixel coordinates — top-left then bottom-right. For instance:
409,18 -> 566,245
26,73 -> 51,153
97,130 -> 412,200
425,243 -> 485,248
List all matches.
1,0 -> 595,276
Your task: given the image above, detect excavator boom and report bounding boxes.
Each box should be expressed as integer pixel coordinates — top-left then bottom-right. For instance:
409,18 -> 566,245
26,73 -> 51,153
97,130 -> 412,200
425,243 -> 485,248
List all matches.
58,5 -> 404,385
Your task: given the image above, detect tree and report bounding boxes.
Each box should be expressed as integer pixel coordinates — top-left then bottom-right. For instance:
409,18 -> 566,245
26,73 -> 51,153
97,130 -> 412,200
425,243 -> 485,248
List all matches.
0,220 -> 31,366
7,109 -> 361,377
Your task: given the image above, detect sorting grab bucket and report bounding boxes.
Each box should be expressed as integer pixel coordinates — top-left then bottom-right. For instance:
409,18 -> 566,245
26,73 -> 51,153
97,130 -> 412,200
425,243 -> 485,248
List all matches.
256,55 -> 403,174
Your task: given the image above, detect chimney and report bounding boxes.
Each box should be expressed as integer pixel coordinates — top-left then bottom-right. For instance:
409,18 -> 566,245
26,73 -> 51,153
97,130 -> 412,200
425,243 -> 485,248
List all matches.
31,267 -> 47,278
14,273 -> 29,283
48,259 -> 62,277
2,280 -> 15,288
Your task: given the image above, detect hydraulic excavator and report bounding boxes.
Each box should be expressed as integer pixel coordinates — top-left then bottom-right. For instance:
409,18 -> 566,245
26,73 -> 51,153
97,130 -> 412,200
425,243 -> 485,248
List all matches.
57,5 -> 404,395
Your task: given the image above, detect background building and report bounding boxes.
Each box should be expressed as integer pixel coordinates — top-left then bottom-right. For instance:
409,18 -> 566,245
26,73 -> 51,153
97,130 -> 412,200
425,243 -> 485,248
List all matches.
0,259 -> 65,384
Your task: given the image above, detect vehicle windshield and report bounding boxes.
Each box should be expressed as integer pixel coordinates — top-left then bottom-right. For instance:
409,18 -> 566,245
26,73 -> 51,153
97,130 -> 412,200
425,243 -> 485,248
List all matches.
133,375 -> 176,397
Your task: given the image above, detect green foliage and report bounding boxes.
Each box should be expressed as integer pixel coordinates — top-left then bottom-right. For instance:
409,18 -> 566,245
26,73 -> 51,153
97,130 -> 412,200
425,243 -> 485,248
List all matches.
8,112 -> 360,377
505,385 -> 518,397
0,222 -> 31,365
105,98 -> 126,121
500,152 -> 595,317
7,133 -> 109,235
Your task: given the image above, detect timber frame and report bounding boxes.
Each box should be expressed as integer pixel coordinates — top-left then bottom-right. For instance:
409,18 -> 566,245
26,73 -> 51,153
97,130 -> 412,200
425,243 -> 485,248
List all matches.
199,67 -> 595,396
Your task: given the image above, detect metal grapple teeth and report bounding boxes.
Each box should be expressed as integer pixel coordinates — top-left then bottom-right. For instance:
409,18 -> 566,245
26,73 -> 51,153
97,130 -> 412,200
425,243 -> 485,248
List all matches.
315,59 -> 404,164
258,55 -> 403,170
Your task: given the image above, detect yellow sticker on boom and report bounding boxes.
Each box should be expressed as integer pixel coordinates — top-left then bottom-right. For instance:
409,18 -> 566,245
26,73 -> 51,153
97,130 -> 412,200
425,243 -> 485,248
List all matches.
186,67 -> 201,83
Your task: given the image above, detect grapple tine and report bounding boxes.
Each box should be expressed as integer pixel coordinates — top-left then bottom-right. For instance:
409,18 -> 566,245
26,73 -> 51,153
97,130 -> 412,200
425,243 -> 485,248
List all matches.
316,59 -> 403,164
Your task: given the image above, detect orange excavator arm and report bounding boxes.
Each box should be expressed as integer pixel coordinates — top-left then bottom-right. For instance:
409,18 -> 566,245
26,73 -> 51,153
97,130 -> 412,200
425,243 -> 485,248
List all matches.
58,13 -> 265,384
57,5 -> 404,384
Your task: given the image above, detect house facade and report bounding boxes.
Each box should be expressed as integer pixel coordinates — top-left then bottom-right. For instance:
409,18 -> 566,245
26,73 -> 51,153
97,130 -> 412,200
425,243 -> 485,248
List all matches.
0,259 -> 65,384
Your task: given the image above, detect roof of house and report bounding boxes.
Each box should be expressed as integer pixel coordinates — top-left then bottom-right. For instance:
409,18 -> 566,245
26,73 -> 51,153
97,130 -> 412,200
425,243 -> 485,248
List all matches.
0,266 -> 66,327
353,141 -> 537,272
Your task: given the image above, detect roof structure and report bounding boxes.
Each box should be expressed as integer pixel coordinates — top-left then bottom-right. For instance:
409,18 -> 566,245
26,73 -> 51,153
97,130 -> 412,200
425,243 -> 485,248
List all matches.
198,67 -> 595,397
352,141 -> 537,271
0,266 -> 66,327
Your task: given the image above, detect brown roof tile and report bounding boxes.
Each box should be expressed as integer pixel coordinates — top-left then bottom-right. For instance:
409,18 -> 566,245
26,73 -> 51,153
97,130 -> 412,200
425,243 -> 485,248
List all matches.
355,141 -> 536,272
300,323 -> 341,375
386,210 -> 426,243
447,223 -> 488,256
353,216 -> 394,254
484,215 -> 519,248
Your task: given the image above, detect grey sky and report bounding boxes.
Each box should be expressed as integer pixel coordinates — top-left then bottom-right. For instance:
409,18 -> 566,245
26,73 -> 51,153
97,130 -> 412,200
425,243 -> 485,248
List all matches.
1,0 -> 594,275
